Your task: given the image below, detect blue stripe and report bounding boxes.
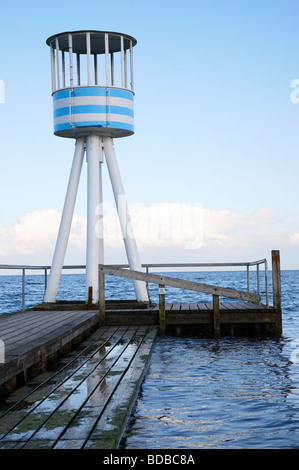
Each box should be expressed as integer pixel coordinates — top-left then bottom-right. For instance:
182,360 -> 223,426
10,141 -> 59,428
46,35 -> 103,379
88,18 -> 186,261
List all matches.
53,87 -> 134,101
54,121 -> 134,132
54,105 -> 134,118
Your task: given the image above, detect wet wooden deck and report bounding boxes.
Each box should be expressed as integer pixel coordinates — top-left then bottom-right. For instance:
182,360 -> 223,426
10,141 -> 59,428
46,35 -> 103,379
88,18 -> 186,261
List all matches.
0,309 -> 99,390
0,300 -> 279,449
0,324 -> 158,449
104,300 -> 277,326
0,301 -> 279,392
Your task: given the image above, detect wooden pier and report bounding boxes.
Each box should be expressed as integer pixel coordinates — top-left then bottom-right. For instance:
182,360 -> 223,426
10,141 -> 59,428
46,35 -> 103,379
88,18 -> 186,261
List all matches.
97,250 -> 282,337
0,322 -> 158,448
0,251 -> 282,449
101,299 -> 280,337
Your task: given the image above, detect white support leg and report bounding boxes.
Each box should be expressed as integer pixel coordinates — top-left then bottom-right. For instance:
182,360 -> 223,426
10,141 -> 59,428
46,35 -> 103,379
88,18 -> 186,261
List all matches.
86,134 -> 101,303
98,143 -> 104,266
103,136 -> 149,302
44,137 -> 85,302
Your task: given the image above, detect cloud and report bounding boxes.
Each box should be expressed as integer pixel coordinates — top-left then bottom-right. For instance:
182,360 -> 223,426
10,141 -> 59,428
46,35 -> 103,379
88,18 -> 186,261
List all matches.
0,205 -> 297,264
290,232 -> 299,245
114,203 -> 204,249
201,207 -> 284,248
0,210 -> 86,256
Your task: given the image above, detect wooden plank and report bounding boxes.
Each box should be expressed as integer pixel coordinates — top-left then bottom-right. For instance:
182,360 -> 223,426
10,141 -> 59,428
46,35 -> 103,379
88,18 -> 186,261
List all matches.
98,271 -> 105,325
5,311 -> 97,355
171,303 -> 181,311
220,312 -> 276,324
0,325 -> 158,449
180,303 -> 190,311
227,301 -> 265,311
272,250 -> 282,311
0,311 -> 58,340
24,326 -> 147,448
0,326 -> 123,440
2,312 -> 88,350
1,310 -> 89,344
272,250 -> 282,336
57,326 -> 158,449
159,285 -> 166,334
166,312 -> 211,325
104,311 -> 158,326
99,265 -> 261,303
197,303 -> 211,311
221,302 -> 243,311
0,326 -> 140,447
213,295 -> 220,336
204,302 -> 213,310
0,310 -> 99,387
189,303 -> 200,311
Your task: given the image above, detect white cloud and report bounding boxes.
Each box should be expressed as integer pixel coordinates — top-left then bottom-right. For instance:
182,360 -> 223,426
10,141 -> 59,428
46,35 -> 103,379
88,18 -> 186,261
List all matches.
201,207 -> 284,248
290,232 -> 299,245
0,210 -> 86,256
120,203 -> 203,249
0,205 -> 297,266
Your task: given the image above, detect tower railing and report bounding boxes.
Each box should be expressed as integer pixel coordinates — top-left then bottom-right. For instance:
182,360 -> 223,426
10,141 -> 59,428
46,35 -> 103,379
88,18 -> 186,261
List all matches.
47,31 -> 136,94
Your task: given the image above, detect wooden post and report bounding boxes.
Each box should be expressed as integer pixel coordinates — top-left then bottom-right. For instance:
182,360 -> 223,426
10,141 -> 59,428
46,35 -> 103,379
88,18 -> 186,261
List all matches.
88,286 -> 93,310
213,294 -> 220,337
44,268 -> 48,294
98,269 -> 105,325
272,250 -> 282,335
159,285 -> 166,334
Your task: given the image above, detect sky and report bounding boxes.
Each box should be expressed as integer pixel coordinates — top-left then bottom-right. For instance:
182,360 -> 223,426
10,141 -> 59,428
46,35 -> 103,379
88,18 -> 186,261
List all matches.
1,0 -> 299,271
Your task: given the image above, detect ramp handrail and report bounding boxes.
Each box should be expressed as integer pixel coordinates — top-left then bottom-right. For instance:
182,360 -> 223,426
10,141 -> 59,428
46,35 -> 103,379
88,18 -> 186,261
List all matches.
98,264 -> 262,335
98,264 -> 261,303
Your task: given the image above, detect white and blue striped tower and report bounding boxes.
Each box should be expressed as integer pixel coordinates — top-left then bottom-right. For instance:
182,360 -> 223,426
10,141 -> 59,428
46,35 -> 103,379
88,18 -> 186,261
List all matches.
44,30 -> 148,304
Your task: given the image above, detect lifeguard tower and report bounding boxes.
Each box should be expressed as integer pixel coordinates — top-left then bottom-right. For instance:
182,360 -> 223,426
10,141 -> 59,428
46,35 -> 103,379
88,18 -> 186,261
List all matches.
43,30 -> 148,305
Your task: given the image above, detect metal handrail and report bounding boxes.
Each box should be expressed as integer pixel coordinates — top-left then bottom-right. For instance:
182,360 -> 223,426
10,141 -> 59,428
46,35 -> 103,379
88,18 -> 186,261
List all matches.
98,265 -> 262,303
0,258 -> 269,312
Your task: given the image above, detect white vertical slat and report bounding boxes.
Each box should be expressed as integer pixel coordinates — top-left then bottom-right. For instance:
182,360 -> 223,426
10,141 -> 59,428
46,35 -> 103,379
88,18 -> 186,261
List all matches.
120,35 -> 125,88
55,38 -> 60,90
62,51 -> 65,88
130,39 -> 134,92
50,42 -> 56,93
86,32 -> 91,86
68,33 -> 74,87
124,48 -> 127,88
110,52 -> 114,86
105,33 -> 110,86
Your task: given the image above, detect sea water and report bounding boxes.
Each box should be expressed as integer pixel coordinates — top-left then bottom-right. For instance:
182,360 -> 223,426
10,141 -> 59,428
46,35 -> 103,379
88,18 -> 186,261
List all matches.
0,270 -> 299,448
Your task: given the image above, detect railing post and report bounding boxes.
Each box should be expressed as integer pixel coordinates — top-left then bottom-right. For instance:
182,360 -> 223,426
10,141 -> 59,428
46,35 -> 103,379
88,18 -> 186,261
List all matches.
88,286 -> 93,310
98,268 -> 105,325
247,266 -> 250,292
213,294 -> 220,337
22,268 -> 25,312
146,266 -> 149,295
265,260 -> 269,308
272,250 -> 282,335
159,285 -> 166,334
